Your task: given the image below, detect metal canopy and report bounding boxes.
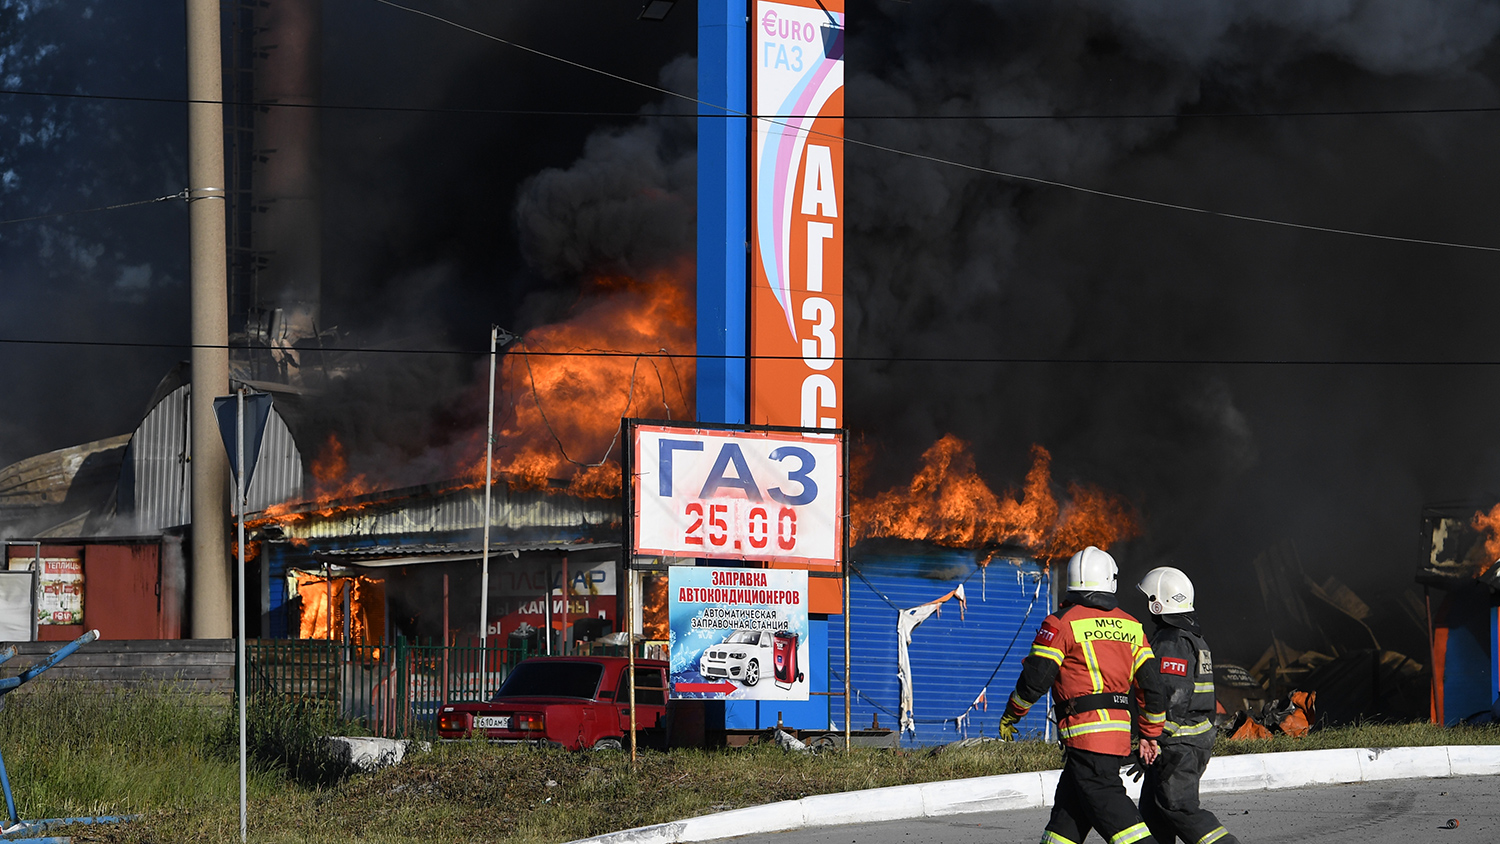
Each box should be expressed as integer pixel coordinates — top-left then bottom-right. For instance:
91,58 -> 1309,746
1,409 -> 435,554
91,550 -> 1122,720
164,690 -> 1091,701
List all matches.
313,541 -> 619,568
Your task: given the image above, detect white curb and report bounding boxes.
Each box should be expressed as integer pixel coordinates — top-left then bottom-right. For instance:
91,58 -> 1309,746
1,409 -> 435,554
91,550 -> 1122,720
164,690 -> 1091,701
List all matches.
563,745 -> 1500,844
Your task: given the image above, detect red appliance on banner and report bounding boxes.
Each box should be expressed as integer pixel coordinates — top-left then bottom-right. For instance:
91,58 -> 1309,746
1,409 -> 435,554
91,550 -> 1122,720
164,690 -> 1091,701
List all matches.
774,630 -> 804,690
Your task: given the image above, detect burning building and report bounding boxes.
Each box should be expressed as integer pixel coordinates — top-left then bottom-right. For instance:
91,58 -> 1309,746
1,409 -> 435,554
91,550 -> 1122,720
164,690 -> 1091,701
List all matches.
812,436 -> 1141,744
830,543 -> 1052,745
233,263 -> 695,646
0,361 -> 307,642
227,415 -> 1142,746
1421,502 -> 1500,725
1240,541 -> 1428,727
250,475 -> 622,648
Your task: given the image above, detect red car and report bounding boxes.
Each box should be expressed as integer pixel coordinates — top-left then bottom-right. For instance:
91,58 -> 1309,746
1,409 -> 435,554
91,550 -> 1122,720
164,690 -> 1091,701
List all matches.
436,656 -> 669,750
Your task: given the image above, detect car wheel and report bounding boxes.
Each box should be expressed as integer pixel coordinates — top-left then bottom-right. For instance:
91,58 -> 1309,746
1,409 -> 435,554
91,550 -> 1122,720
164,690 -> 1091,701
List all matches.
591,737 -> 624,751
744,659 -> 760,686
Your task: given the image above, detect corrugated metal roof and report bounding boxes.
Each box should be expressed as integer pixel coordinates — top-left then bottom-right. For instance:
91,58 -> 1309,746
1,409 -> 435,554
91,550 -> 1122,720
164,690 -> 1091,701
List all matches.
122,383 -> 304,531
127,382 -> 190,530
0,435 -> 131,509
245,407 -> 304,513
271,481 -> 619,541
315,541 -> 619,567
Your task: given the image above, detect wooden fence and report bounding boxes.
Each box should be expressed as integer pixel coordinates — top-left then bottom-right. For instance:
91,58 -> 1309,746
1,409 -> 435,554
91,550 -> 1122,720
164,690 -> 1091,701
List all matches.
0,639 -> 235,694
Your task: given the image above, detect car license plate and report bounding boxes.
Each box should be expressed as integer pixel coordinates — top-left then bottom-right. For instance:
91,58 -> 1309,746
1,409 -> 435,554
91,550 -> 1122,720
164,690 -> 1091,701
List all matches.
474,715 -> 510,730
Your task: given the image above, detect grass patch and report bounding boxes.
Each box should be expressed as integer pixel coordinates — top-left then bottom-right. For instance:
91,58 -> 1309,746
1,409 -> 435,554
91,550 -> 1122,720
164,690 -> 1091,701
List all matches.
0,685 -> 1484,844
1210,721 -> 1500,756
0,681 -> 237,822
85,740 -> 1066,844
210,693 -> 363,787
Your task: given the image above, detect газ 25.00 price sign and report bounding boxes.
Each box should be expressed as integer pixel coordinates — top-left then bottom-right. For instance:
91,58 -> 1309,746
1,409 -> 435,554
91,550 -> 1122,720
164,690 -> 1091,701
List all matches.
631,423 -> 843,570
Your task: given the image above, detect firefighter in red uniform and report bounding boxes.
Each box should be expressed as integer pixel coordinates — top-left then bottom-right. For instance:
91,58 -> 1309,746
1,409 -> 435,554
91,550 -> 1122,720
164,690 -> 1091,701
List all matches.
999,546 -> 1167,844
1134,567 -> 1240,844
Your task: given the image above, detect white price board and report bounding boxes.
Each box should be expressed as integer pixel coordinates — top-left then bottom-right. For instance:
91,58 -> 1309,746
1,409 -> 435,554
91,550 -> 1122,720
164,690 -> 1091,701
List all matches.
632,424 -> 843,570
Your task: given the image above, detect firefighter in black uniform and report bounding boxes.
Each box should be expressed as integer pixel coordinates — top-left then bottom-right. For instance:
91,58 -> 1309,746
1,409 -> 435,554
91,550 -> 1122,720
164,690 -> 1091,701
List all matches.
1134,567 -> 1241,844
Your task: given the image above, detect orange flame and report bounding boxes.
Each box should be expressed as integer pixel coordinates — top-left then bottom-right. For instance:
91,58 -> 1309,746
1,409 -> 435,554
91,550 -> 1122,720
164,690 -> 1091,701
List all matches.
308,433 -> 377,499
475,267 -> 695,496
231,538 -> 262,564
252,433 -> 384,526
1049,482 -> 1141,558
1471,503 -> 1500,565
249,266 -> 694,527
642,573 -> 668,640
851,435 -> 1139,559
295,572 -> 386,654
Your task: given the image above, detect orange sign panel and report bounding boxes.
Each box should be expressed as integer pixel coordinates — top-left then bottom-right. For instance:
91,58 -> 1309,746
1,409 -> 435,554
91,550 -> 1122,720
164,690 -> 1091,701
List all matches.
749,0 -> 844,430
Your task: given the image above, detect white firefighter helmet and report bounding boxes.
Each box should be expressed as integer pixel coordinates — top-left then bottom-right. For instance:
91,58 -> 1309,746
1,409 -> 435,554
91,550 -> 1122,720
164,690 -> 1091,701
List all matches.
1137,566 -> 1195,615
1066,546 -> 1118,593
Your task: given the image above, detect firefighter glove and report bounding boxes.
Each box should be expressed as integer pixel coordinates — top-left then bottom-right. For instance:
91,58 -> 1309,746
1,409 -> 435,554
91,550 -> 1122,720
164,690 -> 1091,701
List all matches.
998,715 -> 1018,741
1123,753 -> 1145,783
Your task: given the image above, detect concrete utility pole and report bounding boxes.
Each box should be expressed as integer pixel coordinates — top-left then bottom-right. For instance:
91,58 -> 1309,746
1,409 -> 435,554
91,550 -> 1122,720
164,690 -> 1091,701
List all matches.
187,0 -> 233,639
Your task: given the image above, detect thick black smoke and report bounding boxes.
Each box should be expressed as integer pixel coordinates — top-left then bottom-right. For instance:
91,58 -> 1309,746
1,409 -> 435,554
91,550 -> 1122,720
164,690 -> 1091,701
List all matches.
514,54 -> 697,283
523,0 -> 1500,660
0,0 -> 189,466
286,2 -> 698,475
520,0 -> 1500,659
7,1 -> 1500,662
839,0 -> 1500,660
0,0 -> 695,480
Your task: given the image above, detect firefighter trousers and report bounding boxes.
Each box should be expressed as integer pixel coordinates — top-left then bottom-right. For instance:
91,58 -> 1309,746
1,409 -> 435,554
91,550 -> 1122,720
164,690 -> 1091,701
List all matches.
1139,743 -> 1239,844
1041,747 -> 1156,844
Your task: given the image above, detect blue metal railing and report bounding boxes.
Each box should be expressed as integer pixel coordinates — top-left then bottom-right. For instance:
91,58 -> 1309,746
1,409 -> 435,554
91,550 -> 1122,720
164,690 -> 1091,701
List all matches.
0,630 -> 139,842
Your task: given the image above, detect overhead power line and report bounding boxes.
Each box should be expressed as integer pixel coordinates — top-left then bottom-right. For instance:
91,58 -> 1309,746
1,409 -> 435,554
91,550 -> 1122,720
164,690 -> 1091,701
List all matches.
0,86 -> 656,119
369,0 -> 1500,254
0,189 -> 187,226
3,4 -> 1497,252
6,84 -> 1500,122
3,335 -> 1500,368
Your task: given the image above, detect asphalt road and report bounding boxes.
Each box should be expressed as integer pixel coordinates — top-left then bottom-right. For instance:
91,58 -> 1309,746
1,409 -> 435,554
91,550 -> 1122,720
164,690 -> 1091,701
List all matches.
719,775 -> 1498,844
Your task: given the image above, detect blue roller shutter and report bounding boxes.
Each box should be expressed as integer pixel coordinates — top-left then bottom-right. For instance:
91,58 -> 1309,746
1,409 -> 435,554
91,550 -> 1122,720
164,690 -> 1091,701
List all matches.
829,548 -> 1052,746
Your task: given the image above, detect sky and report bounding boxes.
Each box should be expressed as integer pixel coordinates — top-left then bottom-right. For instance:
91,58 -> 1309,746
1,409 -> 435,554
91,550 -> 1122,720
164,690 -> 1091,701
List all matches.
5,0 -> 1500,662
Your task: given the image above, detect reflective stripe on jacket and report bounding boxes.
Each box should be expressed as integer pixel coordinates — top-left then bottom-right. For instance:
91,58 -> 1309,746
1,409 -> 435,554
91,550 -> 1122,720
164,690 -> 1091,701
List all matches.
1150,623 -> 1216,747
1005,595 -> 1166,755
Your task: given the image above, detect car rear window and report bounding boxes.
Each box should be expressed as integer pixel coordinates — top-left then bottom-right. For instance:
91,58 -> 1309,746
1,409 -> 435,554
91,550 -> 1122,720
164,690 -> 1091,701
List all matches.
493,662 -> 604,700
631,667 -> 666,706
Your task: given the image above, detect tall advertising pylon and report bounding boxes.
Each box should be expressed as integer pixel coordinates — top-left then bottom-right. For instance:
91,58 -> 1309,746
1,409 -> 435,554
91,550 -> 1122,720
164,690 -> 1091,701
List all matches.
748,0 -> 844,433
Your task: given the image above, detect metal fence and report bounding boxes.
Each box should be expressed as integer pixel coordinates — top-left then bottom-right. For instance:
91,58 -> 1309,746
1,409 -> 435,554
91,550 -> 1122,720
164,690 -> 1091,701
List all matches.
244,639 -> 538,740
